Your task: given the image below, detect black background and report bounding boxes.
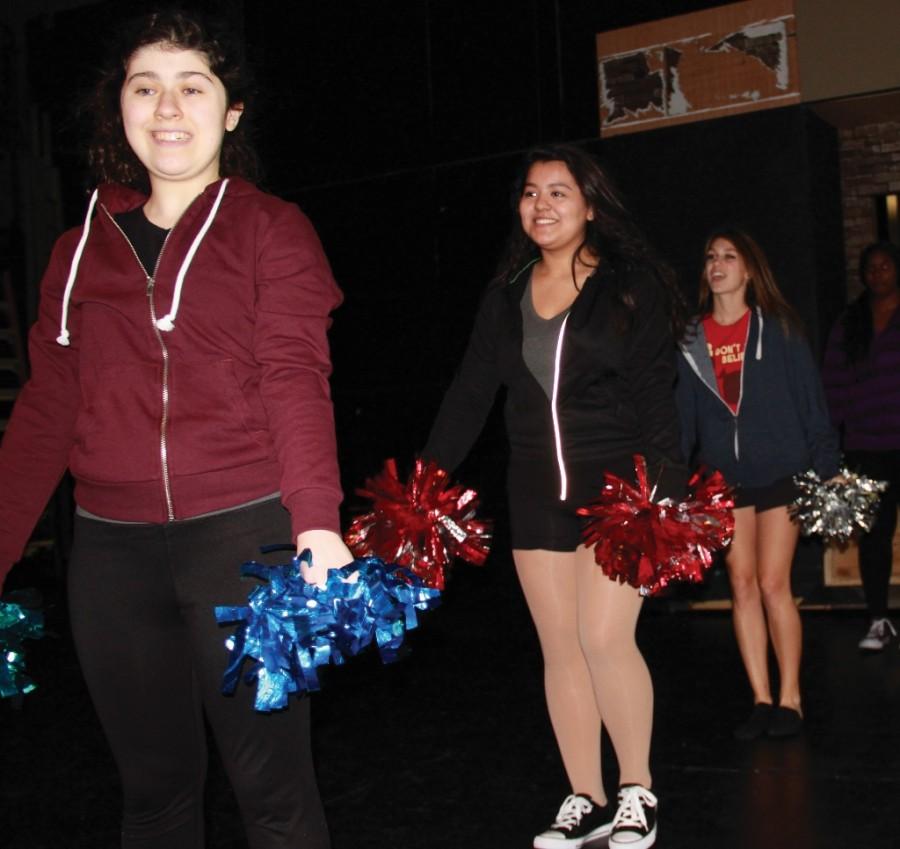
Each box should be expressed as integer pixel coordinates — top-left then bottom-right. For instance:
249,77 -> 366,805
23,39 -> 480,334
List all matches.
23,0 -> 846,506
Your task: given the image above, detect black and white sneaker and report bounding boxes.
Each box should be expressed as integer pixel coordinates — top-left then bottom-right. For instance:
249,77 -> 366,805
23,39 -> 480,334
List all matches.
533,793 -> 613,848
609,784 -> 657,848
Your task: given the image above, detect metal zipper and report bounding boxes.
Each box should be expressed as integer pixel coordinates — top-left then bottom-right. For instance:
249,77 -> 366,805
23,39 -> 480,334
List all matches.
731,310 -> 753,461
102,205 -> 177,521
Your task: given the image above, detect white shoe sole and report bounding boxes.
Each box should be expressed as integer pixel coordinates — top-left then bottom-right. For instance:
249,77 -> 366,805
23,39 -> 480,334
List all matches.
533,822 -> 613,848
609,823 -> 657,849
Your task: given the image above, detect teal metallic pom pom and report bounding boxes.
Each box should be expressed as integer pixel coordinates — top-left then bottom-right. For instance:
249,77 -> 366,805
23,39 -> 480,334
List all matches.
0,601 -> 44,699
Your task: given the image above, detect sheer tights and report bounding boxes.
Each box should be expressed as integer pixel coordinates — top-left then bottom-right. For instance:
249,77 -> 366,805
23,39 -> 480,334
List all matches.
514,545 -> 652,804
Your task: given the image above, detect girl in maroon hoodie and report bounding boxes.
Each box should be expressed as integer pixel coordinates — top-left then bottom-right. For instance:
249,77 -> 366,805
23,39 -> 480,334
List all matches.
0,10 -> 350,848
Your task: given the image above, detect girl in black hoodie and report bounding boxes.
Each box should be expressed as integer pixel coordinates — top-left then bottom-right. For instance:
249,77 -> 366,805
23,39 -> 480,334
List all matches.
425,145 -> 685,849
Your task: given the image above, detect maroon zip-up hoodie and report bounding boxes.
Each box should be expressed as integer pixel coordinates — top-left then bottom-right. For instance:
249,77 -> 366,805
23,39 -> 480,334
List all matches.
0,178 -> 344,583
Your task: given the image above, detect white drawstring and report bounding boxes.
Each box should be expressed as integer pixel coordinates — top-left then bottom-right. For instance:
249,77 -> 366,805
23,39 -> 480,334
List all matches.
155,178 -> 229,332
551,314 -> 570,501
56,189 -> 99,346
755,306 -> 763,360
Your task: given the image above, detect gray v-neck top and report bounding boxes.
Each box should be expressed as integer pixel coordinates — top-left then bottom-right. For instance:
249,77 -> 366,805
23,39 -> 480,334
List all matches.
521,277 -> 569,400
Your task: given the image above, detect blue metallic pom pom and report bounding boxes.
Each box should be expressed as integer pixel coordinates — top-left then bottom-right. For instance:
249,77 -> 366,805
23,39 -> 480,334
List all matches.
0,601 -> 44,699
215,551 -> 441,711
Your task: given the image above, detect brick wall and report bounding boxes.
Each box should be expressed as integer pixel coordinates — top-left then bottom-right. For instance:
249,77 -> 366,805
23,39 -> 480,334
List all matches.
839,121 -> 900,297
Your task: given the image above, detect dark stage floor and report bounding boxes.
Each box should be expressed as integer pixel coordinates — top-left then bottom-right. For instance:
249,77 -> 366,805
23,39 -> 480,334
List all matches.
2,550 -> 898,849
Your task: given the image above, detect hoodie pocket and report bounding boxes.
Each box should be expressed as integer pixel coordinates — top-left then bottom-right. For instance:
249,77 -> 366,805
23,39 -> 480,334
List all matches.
166,359 -> 272,476
71,361 -> 164,483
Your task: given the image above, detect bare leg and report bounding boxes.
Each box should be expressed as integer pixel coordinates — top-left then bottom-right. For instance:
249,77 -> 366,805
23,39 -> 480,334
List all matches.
514,549 -> 607,803
574,545 -> 652,788
756,506 -> 802,711
726,507 -> 773,705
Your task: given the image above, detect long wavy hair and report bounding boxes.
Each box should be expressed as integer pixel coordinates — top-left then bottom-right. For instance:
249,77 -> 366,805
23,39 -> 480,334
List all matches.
493,144 -> 685,339
840,241 -> 900,364
85,8 -> 259,193
697,227 -> 802,334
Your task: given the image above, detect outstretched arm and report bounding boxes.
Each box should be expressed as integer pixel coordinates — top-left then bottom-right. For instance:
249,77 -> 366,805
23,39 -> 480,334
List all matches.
253,203 -> 349,580
422,286 -> 504,472
0,231 -> 84,591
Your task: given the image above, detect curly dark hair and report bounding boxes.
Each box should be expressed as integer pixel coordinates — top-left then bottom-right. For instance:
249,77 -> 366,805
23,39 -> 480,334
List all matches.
492,143 -> 685,339
696,227 -> 803,334
840,241 -> 900,363
85,7 -> 259,192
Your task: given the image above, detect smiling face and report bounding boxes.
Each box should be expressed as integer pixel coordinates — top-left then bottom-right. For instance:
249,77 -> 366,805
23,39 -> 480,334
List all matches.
518,160 -> 594,256
705,237 -> 750,302
120,44 -> 242,196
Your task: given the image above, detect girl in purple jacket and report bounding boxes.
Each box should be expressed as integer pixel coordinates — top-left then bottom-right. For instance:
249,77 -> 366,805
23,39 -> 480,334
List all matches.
823,242 -> 900,653
0,10 -> 350,847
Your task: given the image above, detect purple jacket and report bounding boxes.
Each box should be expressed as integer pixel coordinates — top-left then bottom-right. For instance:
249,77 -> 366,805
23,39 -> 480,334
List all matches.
822,304 -> 900,451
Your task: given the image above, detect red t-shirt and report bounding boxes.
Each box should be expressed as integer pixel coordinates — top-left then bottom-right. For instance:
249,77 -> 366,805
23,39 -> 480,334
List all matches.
703,310 -> 750,413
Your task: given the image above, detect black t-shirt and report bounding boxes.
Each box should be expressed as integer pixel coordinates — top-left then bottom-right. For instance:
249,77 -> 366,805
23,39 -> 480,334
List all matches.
114,206 -> 170,277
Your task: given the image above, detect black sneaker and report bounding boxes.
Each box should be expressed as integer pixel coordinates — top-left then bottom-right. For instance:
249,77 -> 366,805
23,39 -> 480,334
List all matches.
533,793 -> 613,848
734,702 -> 773,741
767,705 -> 803,738
609,784 -> 657,848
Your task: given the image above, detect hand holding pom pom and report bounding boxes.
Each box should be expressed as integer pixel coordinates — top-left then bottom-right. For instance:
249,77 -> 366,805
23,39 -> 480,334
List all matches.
345,458 -> 492,589
791,468 -> 887,544
215,550 -> 441,711
296,529 -> 355,587
577,455 -> 734,596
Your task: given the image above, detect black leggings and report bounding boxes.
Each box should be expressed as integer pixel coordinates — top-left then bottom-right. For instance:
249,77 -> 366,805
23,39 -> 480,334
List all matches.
846,450 -> 900,619
67,499 -> 329,849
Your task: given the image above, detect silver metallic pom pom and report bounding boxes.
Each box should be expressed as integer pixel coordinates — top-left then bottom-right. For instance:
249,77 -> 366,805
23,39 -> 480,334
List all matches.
790,468 -> 888,544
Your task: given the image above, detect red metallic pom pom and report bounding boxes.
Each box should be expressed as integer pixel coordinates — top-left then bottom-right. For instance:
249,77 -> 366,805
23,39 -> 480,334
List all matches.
345,458 -> 492,589
577,455 -> 734,596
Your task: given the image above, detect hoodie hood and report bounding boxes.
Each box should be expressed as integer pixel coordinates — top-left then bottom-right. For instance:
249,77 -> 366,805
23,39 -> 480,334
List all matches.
92,176 -> 259,213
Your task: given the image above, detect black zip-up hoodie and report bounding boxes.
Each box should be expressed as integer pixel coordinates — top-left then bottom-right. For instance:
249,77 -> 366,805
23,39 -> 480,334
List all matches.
424,261 -> 685,503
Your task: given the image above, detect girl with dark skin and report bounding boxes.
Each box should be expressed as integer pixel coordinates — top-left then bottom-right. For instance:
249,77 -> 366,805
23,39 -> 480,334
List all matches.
823,242 -> 900,652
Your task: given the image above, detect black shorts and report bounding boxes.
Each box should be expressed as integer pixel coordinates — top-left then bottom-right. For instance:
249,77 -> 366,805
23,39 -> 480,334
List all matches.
507,490 -> 585,551
733,475 -> 799,512
506,455 -> 640,552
